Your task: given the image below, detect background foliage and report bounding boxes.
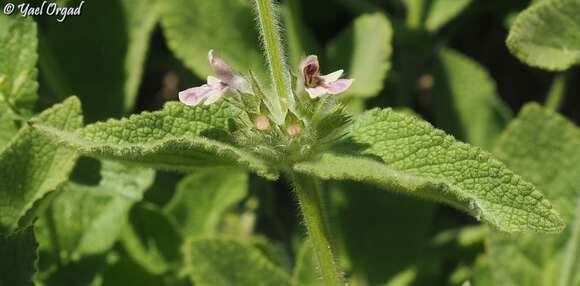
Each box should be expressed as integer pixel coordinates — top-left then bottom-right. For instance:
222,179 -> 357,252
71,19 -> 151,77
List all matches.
0,0 -> 578,285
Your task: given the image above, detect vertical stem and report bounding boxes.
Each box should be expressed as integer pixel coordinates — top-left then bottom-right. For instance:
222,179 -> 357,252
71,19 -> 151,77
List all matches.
291,172 -> 343,286
405,0 -> 425,29
545,74 -> 567,112
253,0 -> 292,124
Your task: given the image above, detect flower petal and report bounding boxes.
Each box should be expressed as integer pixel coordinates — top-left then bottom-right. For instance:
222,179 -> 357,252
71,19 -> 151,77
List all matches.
179,84 -> 227,107
204,86 -> 229,105
326,79 -> 353,95
208,50 -> 251,93
305,86 -> 328,98
321,69 -> 344,82
301,55 -> 320,85
207,75 -> 221,85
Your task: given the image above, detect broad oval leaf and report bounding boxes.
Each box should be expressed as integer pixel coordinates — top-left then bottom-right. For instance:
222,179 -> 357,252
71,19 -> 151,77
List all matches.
36,161 -> 154,261
120,202 -> 182,275
297,108 -> 564,233
487,104 -> 580,286
326,12 -> 393,98
183,238 -> 293,286
0,15 -> 38,115
507,0 -> 580,71
160,0 -> 266,80
34,101 -> 279,180
164,169 -> 248,237
39,0 -> 159,121
433,48 -> 512,149
0,97 -> 82,233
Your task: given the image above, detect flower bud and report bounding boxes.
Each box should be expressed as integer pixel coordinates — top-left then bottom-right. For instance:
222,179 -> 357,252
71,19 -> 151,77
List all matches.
287,123 -> 302,137
255,115 -> 271,130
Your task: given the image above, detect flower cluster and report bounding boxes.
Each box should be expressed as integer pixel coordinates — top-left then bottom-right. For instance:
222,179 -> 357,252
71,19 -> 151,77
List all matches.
179,50 -> 353,107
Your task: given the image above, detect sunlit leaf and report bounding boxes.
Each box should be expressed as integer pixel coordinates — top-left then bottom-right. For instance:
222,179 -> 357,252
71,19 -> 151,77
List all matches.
0,97 -> 81,233
507,0 -> 580,71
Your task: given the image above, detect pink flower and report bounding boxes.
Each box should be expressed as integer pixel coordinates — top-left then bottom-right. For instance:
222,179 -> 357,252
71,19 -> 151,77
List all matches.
300,55 -> 353,98
179,50 -> 251,106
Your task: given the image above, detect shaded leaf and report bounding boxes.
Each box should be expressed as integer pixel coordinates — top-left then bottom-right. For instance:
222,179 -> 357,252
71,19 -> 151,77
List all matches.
328,181 -> 434,285
36,161 -> 154,261
120,203 -> 182,275
0,225 -> 38,286
164,170 -> 248,237
433,48 -> 512,149
487,104 -> 580,286
507,0 -> 580,71
425,0 -> 472,32
292,241 -> 318,286
0,97 -> 82,233
327,12 -> 392,98
160,0 -> 266,80
39,0 -> 159,121
182,238 -> 293,286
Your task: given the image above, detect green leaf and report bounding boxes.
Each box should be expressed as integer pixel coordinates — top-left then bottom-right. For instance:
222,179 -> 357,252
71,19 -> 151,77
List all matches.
433,48 -> 512,149
326,12 -> 393,98
281,0 -> 320,69
164,170 -> 248,237
0,106 -> 19,150
507,0 -> 580,71
487,104 -> 580,286
292,241 -> 318,286
182,238 -> 293,286
327,181 -> 435,285
34,101 -> 279,180
160,0 -> 266,80
120,203 -> 182,275
0,15 -> 38,115
425,0 -> 472,32
36,161 -> 154,261
0,97 -> 82,233
297,108 -> 564,233
0,225 -> 38,286
39,0 -> 159,121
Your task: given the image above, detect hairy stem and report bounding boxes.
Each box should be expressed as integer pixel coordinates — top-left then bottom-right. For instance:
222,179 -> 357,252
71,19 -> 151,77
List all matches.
291,172 -> 343,286
253,0 -> 292,124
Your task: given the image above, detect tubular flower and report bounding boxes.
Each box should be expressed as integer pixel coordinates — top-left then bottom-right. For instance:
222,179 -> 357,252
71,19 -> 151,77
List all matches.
300,55 -> 353,98
179,50 -> 251,106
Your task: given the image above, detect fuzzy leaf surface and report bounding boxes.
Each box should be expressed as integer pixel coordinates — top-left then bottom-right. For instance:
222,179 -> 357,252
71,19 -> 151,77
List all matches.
488,104 -> 580,286
34,101 -> 279,180
507,0 -> 580,71
0,15 -> 38,115
326,12 -> 392,98
0,225 -> 38,286
36,161 -> 154,260
433,48 -> 512,149
183,238 -> 293,286
164,169 -> 248,237
0,97 -> 82,233
297,108 -> 564,233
